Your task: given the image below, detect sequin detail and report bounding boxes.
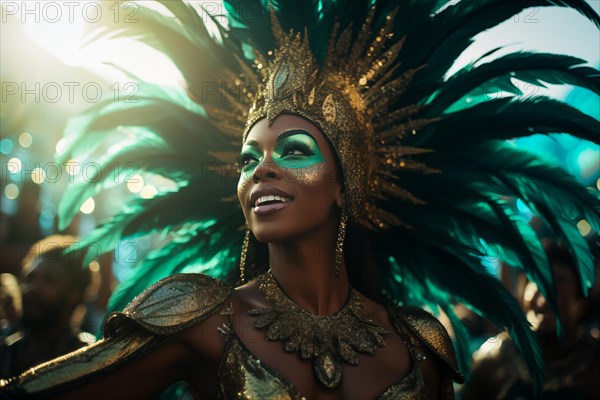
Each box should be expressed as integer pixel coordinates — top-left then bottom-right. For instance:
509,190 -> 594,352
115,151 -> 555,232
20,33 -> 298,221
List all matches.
249,272 -> 389,389
1,273 -> 232,396
1,275 -> 460,400
216,305 -> 451,399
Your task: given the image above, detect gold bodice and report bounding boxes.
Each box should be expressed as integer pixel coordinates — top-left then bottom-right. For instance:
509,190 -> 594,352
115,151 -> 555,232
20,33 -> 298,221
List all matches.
216,320 -> 427,399
216,295 -> 461,400
0,274 -> 462,399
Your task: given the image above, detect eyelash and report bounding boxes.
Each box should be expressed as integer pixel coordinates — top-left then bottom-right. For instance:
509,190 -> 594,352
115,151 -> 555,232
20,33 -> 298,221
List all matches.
238,154 -> 256,169
282,143 -> 312,157
238,143 -> 313,169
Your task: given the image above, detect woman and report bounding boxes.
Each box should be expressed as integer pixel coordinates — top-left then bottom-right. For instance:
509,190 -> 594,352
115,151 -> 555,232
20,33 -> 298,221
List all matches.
1,114 -> 459,399
2,0 -> 599,398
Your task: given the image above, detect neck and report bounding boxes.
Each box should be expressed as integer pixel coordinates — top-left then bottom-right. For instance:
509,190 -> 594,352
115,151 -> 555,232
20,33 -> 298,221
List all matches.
268,217 -> 349,316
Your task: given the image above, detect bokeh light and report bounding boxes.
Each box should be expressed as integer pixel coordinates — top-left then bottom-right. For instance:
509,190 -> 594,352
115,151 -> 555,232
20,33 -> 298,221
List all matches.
89,261 -> 100,272
4,184 -> 20,200
18,132 -> 33,148
577,220 -> 592,237
66,158 -> 81,176
55,139 -> 67,154
0,139 -> 14,154
31,167 -> 45,184
127,174 -> 144,193
7,158 -> 22,174
140,185 -> 158,199
80,197 -> 95,214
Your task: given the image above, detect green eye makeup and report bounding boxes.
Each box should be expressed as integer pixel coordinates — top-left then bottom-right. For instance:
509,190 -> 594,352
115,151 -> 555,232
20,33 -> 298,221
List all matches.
238,129 -> 326,178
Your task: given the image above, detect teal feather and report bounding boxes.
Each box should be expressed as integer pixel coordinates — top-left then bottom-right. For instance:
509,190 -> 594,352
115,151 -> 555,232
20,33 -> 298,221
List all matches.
418,97 -> 600,146
384,239 -> 545,388
439,303 -> 472,380
107,217 -> 242,314
429,53 -> 600,114
54,1 -> 600,394
398,0 -> 600,101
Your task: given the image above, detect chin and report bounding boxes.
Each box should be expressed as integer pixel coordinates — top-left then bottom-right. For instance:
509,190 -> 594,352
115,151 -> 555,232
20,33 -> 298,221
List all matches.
251,225 -> 294,243
248,204 -> 328,243
250,218 -> 311,244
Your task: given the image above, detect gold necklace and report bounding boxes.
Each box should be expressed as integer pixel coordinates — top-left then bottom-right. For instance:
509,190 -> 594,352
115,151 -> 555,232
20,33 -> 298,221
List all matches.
249,271 -> 389,389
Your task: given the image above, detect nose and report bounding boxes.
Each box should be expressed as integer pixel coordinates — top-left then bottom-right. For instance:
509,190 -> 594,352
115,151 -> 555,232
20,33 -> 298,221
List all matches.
252,160 -> 282,183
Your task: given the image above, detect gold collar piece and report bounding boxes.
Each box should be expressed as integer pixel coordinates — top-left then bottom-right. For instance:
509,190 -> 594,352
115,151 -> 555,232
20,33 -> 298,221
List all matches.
249,272 -> 389,389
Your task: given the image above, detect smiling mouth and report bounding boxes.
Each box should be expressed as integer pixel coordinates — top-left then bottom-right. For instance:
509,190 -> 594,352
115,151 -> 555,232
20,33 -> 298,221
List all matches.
253,195 -> 293,215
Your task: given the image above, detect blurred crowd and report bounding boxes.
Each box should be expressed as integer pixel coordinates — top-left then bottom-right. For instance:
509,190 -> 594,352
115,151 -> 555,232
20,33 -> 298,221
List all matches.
0,180 -> 599,399
0,180 -> 114,378
457,237 -> 600,400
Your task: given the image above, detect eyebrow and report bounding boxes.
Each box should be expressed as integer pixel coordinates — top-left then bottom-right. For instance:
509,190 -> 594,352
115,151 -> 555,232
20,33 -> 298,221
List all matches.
243,129 -> 316,147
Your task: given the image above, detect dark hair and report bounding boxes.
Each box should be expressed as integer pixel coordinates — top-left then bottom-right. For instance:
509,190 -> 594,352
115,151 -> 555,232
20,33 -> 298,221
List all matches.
227,221 -> 387,305
344,223 -> 387,304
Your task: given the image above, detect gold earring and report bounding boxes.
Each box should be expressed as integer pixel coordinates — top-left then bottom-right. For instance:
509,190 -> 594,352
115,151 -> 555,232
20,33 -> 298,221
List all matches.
239,228 -> 251,284
335,207 -> 347,277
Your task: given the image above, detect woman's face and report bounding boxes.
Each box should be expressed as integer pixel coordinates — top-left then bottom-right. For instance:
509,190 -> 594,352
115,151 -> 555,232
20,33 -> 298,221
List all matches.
237,114 -> 343,243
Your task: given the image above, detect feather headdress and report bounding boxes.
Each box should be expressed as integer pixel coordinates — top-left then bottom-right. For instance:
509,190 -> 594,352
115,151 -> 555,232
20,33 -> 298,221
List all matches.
58,0 -> 600,389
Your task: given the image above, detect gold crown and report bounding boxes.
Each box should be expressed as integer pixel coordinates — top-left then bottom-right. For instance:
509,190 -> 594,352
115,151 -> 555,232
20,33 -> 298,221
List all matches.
208,7 -> 439,230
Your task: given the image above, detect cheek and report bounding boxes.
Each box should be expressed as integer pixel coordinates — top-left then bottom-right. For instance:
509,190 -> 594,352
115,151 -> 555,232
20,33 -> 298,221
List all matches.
288,162 -> 335,186
237,175 -> 252,208
287,163 -> 338,210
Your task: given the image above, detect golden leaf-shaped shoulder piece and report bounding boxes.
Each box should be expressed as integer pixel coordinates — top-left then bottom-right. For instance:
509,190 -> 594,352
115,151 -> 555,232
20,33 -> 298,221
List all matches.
105,273 -> 232,337
0,274 -> 231,397
389,306 -> 464,383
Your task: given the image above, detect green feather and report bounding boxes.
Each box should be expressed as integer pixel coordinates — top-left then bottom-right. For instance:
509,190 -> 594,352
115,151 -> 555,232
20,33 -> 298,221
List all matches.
54,2 -> 599,395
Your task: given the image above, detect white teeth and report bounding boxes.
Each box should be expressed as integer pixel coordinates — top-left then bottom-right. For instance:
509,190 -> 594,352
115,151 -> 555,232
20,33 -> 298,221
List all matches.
255,194 -> 291,206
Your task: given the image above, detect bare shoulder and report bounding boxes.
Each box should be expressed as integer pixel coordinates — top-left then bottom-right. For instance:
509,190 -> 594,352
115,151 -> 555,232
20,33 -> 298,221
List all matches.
231,277 -> 268,309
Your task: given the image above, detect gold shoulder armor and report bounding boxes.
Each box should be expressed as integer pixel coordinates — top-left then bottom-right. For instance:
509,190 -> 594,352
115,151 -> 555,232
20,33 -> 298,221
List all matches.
0,273 -> 231,397
104,273 -> 232,337
391,306 -> 464,383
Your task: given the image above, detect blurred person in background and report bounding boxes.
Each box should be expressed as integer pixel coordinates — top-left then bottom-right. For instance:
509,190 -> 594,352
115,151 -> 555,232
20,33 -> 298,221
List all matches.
460,242 -> 600,400
79,251 -> 115,337
0,181 -> 43,276
0,273 -> 22,339
0,235 -> 92,378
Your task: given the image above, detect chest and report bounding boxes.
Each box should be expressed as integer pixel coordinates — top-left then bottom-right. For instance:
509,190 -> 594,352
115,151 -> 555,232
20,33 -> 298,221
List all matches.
214,314 -> 427,400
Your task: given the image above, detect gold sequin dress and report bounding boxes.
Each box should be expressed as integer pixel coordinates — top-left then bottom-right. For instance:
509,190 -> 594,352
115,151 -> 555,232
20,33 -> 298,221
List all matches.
0,274 -> 462,399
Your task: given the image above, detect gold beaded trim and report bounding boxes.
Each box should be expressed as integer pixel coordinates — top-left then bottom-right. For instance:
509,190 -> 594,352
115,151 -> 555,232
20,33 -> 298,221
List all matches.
249,272 -> 389,389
